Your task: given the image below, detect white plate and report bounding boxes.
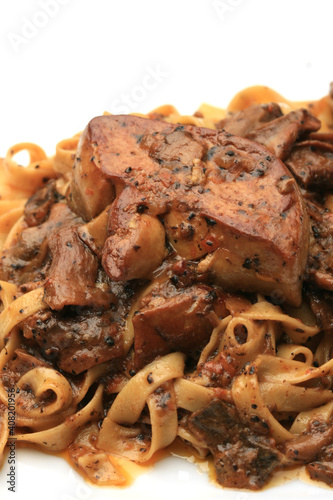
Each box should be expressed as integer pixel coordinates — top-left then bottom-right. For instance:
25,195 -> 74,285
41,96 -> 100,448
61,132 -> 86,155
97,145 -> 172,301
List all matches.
1,447 -> 333,500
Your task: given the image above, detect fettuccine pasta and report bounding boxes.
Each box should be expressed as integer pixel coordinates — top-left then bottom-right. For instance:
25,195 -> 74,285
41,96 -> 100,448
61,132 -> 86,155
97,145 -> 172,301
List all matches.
1,84 -> 333,490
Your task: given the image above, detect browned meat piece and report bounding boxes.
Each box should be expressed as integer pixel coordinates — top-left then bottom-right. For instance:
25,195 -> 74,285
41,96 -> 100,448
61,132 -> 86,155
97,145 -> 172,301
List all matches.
23,308 -> 123,375
283,420 -> 333,463
188,399 -> 281,490
307,461 -> 333,486
44,225 -> 113,310
102,185 -> 166,281
68,115 -> 310,306
309,132 -> 333,143
306,199 -> 333,291
246,109 -> 320,161
1,196 -> 114,310
132,280 -> 218,369
0,203 -> 76,284
285,136 -> 333,189
305,427 -> 333,486
304,285 -> 333,331
24,180 -> 64,227
77,205 -> 111,259
217,103 -> 283,136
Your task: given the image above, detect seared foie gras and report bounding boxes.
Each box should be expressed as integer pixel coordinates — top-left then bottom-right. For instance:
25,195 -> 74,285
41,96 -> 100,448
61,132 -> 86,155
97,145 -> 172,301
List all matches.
69,115 -> 309,306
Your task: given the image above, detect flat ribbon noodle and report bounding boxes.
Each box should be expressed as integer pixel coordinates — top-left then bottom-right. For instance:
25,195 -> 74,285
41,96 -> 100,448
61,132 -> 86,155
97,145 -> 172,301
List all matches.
0,405 -> 8,467
0,287 -> 47,350
174,378 -> 215,413
97,352 -> 185,462
197,315 -> 231,367
231,365 -> 294,444
277,344 -> 314,365
54,135 -> 80,176
13,384 -> 104,451
0,206 -> 25,251
291,401 -> 333,435
238,300 -> 320,343
16,367 -> 73,418
0,282 -> 21,404
69,423 -> 127,486
4,143 -> 56,192
232,354 -> 333,445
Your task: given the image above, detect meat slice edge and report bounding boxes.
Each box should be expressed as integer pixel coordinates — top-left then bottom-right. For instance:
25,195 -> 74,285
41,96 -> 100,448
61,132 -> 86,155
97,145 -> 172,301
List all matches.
187,398 -> 281,490
68,115 -> 310,306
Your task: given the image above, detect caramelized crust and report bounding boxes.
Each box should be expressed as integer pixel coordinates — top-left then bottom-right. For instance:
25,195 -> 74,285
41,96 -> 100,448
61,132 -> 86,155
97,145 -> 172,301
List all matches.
69,115 -> 309,305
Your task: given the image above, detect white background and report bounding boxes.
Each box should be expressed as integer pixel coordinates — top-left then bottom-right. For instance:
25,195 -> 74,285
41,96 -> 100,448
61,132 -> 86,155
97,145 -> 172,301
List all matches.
1,1 -> 333,499
1,0 -> 333,156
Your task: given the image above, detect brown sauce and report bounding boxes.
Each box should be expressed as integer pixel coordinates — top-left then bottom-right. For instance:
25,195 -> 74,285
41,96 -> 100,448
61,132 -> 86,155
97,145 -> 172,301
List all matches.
15,438 -> 328,492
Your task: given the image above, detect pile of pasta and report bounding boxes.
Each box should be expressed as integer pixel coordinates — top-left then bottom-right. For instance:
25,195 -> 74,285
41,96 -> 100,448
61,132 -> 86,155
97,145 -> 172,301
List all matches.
0,85 -> 333,489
